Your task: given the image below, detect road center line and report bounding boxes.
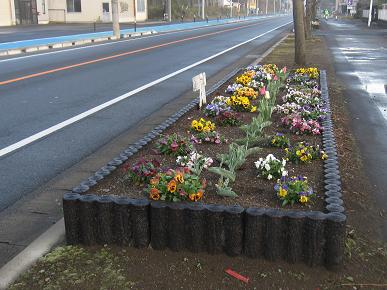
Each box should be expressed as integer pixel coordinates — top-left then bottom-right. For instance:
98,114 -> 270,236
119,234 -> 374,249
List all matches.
0,20 -> 270,86
0,21 -> 292,158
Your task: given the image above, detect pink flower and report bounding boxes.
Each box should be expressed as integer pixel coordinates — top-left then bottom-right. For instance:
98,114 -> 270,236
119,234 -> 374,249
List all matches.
282,67 -> 287,74
259,86 -> 266,96
170,141 -> 178,151
273,75 -> 278,81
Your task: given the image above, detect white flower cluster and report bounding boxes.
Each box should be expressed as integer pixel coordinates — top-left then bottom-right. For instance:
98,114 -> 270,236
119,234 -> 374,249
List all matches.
176,151 -> 213,175
275,102 -> 302,115
255,154 -> 288,180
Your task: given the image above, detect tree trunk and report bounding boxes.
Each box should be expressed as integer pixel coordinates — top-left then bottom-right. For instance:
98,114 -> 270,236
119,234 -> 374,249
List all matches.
304,0 -> 311,40
293,0 -> 306,65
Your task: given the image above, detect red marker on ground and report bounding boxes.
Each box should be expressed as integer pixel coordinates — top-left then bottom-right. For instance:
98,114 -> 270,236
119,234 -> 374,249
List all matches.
225,269 -> 249,283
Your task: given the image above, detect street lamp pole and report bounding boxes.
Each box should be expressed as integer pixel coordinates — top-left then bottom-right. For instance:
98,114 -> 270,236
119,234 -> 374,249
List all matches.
202,0 -> 205,19
265,0 -> 268,14
231,0 -> 233,18
112,0 -> 120,38
168,0 -> 172,22
368,0 -> 373,27
133,0 -> 137,32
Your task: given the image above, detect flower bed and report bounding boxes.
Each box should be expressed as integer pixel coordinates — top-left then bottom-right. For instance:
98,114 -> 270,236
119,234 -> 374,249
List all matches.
63,67 -> 345,269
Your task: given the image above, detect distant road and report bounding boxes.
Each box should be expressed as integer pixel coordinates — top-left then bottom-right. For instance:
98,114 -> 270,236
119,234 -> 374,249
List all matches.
0,15 -> 292,211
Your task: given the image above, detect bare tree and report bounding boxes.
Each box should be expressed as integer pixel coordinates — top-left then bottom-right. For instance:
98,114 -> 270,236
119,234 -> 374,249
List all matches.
293,0 -> 306,64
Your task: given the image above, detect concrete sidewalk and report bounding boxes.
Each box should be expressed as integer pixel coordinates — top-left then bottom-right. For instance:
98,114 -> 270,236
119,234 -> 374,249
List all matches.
319,18 -> 387,240
0,15 -> 274,54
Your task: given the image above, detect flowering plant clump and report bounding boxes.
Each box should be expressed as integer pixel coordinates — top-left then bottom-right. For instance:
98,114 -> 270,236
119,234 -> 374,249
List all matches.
275,176 -> 315,206
191,131 -> 224,144
234,87 -> 259,100
262,64 -> 279,75
295,67 -> 319,79
155,133 -> 193,156
281,114 -> 323,135
176,150 -> 213,176
236,73 -> 253,87
276,102 -> 302,115
215,111 -> 243,126
146,168 -> 205,202
255,154 -> 288,180
191,118 -> 216,133
203,96 -> 230,117
226,95 -> 257,112
123,158 -> 160,185
226,83 -> 244,94
271,133 -> 290,148
285,142 -> 328,164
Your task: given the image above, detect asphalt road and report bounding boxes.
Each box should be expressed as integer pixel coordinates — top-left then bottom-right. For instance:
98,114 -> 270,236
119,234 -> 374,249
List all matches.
0,15 -> 292,212
322,19 -> 387,240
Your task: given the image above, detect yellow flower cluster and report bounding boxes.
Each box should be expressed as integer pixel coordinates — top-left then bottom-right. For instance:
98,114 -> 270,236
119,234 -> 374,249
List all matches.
235,74 -> 252,86
296,67 -> 319,79
296,148 -> 312,162
234,87 -> 258,100
263,64 -> 278,75
191,118 -> 216,132
226,96 -> 257,112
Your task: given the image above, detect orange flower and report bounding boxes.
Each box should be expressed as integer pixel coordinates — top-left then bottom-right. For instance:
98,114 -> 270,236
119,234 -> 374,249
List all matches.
189,193 -> 196,201
149,188 -> 160,200
167,180 -> 177,193
196,190 -> 203,201
174,172 -> 184,183
150,177 -> 159,186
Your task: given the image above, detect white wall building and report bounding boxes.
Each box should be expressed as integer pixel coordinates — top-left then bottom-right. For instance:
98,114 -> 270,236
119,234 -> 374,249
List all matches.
0,0 -> 148,26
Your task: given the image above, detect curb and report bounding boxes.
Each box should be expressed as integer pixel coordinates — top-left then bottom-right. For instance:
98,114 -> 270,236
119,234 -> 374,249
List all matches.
0,30 -> 157,57
0,219 -> 65,289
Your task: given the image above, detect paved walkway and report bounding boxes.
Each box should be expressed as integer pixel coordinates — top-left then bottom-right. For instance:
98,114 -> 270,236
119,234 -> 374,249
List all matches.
0,15 -> 273,51
321,19 -> 387,240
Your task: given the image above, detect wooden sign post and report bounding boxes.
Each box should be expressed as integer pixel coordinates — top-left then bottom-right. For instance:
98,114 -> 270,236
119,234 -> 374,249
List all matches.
192,72 -> 207,109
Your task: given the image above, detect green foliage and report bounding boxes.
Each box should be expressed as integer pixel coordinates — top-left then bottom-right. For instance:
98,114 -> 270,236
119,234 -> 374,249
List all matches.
237,115 -> 272,146
209,143 -> 260,197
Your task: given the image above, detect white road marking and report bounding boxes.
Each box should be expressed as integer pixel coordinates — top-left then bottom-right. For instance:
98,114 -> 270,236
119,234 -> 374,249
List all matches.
0,16 -> 278,63
0,21 -> 292,158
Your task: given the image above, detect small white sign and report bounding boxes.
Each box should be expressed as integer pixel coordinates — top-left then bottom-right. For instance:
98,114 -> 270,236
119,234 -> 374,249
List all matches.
192,72 -> 207,109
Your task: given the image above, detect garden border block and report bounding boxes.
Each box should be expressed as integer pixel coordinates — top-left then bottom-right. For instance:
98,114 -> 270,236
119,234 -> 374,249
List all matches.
63,70 -> 346,269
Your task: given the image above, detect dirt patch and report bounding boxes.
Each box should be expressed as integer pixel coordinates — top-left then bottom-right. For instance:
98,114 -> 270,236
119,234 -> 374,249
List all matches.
9,34 -> 387,290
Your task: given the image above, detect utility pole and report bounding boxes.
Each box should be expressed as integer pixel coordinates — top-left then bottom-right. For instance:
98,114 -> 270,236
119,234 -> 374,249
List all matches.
133,0 -> 137,32
274,0 -> 276,14
202,0 -> 205,19
265,0 -> 268,14
112,0 -> 120,38
231,0 -> 233,18
168,0 -> 172,22
368,0 -> 373,27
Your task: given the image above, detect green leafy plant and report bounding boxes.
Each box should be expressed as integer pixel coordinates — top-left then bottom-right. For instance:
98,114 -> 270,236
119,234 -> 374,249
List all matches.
208,143 -> 261,197
237,115 -> 272,146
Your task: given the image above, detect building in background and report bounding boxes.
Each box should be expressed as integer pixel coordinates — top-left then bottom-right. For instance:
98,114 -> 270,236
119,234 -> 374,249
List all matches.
0,0 -> 148,26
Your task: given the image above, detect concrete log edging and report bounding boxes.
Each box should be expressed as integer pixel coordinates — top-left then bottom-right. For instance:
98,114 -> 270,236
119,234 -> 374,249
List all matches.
63,70 -> 346,269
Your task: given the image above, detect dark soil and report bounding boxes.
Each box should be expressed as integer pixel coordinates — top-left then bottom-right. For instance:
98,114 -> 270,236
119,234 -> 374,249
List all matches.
9,34 -> 387,290
90,70 -> 325,211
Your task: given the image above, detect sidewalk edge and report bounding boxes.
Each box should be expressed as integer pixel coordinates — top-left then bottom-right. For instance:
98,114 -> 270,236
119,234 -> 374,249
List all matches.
0,218 -> 65,290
